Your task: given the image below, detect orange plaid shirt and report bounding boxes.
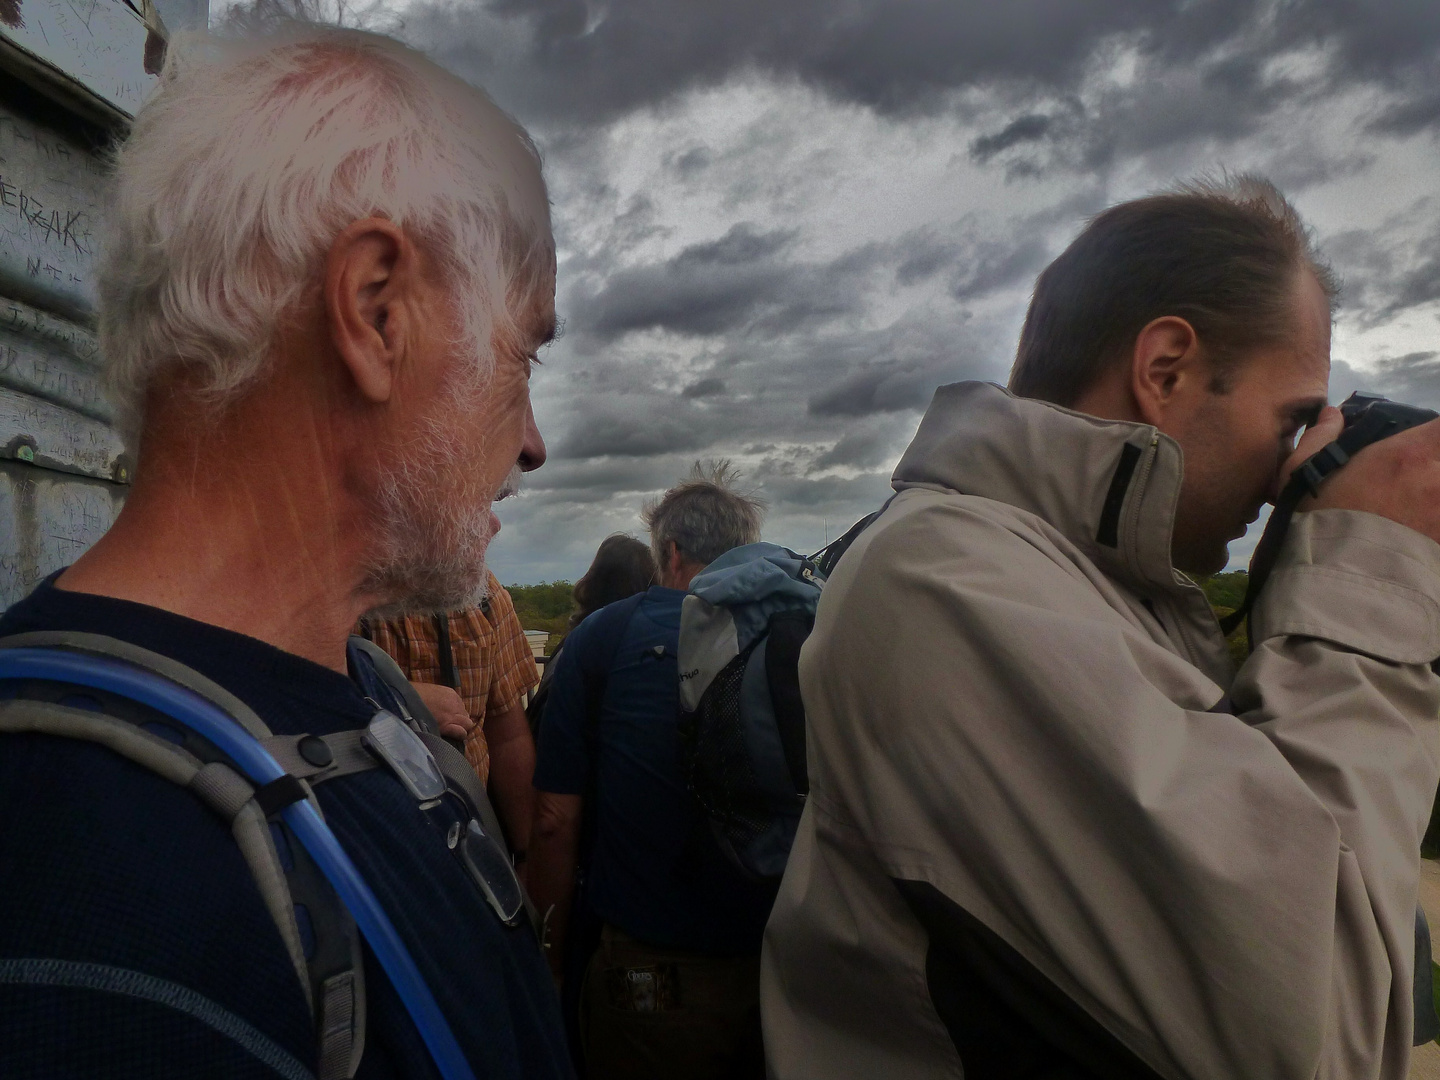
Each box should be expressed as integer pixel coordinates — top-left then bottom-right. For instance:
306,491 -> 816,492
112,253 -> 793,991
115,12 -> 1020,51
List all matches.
361,571 -> 539,784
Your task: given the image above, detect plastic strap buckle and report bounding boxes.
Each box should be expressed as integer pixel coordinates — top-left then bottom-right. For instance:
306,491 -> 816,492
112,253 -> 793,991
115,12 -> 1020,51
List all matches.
1295,440 -> 1350,499
253,773 -> 309,818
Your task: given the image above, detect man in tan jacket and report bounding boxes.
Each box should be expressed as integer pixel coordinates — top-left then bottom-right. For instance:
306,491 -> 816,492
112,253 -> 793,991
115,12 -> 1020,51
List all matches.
763,176 -> 1440,1080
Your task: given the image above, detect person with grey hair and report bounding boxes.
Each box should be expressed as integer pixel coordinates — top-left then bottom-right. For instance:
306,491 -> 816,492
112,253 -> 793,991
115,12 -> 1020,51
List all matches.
528,462 -> 773,1080
642,460 -> 768,588
764,176 -> 1440,1079
0,17 -> 570,1080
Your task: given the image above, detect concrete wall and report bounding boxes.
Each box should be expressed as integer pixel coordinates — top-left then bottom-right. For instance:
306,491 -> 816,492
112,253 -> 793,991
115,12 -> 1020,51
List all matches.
0,1 -> 205,608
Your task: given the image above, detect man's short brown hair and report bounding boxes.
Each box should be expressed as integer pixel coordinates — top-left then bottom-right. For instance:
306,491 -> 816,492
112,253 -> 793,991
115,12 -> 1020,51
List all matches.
1008,175 -> 1338,406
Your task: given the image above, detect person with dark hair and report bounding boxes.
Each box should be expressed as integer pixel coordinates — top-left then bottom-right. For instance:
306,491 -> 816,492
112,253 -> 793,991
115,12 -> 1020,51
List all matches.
570,535 -> 657,627
524,536 -> 656,738
529,463 -> 775,1080
763,176 -> 1440,1080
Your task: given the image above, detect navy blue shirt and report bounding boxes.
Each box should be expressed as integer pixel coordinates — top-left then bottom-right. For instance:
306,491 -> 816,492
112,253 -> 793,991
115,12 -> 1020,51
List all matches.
0,577 -> 571,1080
533,587 -> 775,955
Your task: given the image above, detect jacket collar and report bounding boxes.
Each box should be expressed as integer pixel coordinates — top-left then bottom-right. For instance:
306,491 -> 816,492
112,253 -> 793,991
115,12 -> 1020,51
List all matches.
892,382 -> 1190,596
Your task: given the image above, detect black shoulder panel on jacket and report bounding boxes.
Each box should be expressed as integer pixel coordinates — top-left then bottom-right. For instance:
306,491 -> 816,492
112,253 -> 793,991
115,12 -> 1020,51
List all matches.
892,879 -> 1166,1080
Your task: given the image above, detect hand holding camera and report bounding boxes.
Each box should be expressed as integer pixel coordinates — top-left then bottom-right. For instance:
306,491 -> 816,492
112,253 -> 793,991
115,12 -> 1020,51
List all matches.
1298,395 -> 1440,546
1226,393 -> 1440,638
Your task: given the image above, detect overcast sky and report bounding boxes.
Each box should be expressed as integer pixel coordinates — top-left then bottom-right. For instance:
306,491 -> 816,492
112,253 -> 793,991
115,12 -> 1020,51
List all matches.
376,0 -> 1440,585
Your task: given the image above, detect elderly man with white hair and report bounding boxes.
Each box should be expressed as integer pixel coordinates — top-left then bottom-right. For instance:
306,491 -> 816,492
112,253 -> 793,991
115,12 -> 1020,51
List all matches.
0,18 -> 571,1080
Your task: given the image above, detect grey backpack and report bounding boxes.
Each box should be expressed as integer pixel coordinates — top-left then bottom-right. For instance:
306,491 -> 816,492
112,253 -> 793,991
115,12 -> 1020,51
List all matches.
676,542 -> 824,880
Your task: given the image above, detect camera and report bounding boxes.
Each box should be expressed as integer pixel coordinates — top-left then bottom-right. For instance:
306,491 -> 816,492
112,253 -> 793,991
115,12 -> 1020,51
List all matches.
1223,391 -> 1438,637
1290,392 -> 1438,500
1337,391 -> 1438,448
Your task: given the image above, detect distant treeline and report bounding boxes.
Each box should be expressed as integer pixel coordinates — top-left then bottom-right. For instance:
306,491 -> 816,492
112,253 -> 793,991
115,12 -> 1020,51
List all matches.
507,581 -> 575,640
1201,571 -> 1249,665
1200,571 -> 1247,613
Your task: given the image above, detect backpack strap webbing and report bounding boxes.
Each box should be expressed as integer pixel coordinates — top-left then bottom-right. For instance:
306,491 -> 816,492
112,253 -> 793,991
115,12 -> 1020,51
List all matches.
350,633 -> 542,938
0,633 -> 368,1079
347,635 -> 444,737
811,493 -> 897,578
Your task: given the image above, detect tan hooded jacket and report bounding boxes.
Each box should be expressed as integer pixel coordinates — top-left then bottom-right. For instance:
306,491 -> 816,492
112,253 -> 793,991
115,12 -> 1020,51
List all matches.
762,382 -> 1440,1080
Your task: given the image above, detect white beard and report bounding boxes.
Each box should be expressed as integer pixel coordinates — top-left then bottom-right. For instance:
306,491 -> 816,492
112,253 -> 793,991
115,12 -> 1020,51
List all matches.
362,384 -> 523,616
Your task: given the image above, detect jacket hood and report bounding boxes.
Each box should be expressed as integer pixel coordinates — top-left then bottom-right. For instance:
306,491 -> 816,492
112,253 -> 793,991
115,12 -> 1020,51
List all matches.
892,382 -> 1188,594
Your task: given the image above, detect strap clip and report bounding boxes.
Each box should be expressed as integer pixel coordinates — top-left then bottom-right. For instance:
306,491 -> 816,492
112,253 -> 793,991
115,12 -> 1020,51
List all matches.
1295,440 -> 1350,499
253,773 -> 310,818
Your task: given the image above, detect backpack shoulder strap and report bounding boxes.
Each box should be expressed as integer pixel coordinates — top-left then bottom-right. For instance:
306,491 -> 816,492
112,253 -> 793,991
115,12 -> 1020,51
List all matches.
349,634 -> 504,831
0,634 -> 368,1079
811,495 -> 897,578
347,634 -> 444,737
1,630 -> 274,737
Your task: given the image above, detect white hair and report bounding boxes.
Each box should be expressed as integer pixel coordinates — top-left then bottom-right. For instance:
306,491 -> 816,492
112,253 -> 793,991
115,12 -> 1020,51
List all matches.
99,17 -> 554,432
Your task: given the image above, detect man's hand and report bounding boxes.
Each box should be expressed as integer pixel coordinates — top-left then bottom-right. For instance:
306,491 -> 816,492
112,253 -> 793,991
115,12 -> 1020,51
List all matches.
1278,404 -> 1344,495
411,681 -> 475,741
1286,407 -> 1440,545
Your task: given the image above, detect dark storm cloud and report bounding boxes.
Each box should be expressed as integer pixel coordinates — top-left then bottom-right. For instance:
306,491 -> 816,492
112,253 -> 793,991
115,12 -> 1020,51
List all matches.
970,114 -> 1053,164
747,470 -> 897,513
569,215 -> 1056,348
1328,355 -> 1440,413
948,237 -> 1051,301
795,307 -> 1004,419
414,0 -> 1210,124
558,405 -> 725,458
1322,209 -> 1440,327
683,377 -> 726,398
1374,351 -> 1440,410
812,426 -> 899,470
410,1 -> 1440,158
568,223 -> 872,341
809,362 -> 938,418
1367,92 -> 1440,138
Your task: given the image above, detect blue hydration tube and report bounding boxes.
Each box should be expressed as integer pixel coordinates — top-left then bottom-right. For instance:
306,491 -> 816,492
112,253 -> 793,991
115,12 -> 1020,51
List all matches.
0,647 -> 477,1080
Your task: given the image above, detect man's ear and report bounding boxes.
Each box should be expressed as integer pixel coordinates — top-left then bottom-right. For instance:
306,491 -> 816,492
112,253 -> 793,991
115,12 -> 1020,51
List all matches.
1129,315 -> 1201,427
324,217 -> 414,404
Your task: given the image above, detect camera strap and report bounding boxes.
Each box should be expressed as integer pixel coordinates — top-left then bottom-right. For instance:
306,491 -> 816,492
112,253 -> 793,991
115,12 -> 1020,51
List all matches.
1220,403 -> 1435,643
1219,437 -> 1349,637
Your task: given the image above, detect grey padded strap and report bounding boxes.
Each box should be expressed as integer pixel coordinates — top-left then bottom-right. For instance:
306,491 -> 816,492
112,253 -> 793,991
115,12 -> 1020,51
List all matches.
189,760 -> 255,821
231,800 -> 314,1014
348,636 -> 442,737
0,699 -> 201,785
262,731 -> 379,783
0,630 -> 274,738
0,700 -> 314,1012
418,730 -> 543,938
317,970 -> 364,1080
418,730 -> 507,850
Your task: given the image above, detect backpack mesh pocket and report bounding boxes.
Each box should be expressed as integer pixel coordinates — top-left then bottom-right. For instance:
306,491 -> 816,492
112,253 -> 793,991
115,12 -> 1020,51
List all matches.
681,641 -> 770,859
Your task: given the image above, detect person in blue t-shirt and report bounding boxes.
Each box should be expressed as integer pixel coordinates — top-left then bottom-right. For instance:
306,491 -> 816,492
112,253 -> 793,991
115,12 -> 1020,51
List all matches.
0,18 -> 569,1080
530,463 -> 778,1080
